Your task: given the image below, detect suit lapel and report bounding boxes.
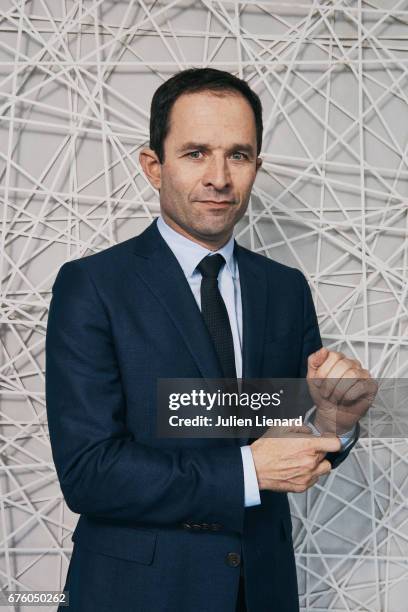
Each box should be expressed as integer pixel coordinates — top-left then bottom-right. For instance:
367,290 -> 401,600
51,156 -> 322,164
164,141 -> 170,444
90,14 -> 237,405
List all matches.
132,220 -> 224,379
235,244 -> 268,446
235,243 -> 268,379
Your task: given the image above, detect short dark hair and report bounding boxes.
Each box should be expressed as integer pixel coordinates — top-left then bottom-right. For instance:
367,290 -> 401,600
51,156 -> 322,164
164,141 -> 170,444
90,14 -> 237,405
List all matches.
149,67 -> 263,164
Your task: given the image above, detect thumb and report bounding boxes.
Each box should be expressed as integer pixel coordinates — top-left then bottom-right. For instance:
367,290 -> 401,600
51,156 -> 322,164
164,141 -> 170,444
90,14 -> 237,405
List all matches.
307,347 -> 329,377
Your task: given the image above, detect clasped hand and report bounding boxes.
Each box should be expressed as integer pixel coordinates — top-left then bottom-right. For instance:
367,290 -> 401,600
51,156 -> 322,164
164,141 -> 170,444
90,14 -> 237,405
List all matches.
307,347 -> 378,435
250,347 -> 377,493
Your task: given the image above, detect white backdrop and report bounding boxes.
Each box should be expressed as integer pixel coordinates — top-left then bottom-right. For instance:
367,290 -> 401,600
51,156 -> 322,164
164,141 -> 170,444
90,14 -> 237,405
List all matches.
0,1 -> 407,610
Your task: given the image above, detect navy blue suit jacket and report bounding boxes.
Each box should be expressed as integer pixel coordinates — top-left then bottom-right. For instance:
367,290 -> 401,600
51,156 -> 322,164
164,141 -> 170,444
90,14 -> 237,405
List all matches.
46,219 -> 357,612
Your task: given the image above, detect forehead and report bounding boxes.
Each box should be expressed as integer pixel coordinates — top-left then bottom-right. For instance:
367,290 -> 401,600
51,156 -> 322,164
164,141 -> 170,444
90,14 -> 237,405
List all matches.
166,90 -> 257,145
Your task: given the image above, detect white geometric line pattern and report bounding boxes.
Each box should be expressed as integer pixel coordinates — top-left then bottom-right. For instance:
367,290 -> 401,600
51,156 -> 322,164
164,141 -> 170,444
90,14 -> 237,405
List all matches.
0,1 -> 407,610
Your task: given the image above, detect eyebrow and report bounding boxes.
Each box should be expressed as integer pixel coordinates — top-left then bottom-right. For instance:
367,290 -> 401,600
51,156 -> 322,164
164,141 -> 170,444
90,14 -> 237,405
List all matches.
176,142 -> 255,156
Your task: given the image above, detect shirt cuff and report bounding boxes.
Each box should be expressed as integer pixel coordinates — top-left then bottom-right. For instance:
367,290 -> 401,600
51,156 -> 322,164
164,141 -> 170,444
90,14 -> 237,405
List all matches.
240,445 -> 261,507
304,406 -> 357,450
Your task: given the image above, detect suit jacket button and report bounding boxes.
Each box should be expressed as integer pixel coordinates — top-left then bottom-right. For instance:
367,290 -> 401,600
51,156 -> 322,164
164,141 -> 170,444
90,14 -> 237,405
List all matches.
191,523 -> 202,531
201,523 -> 210,530
182,522 -> 192,530
226,552 -> 241,567
211,523 -> 222,531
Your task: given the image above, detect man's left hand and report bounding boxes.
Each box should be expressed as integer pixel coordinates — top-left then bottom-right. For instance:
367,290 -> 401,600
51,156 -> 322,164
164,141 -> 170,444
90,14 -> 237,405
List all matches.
306,347 -> 378,435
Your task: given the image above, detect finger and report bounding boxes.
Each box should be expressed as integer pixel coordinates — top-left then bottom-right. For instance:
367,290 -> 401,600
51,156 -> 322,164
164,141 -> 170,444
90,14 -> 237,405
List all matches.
307,347 -> 329,378
315,451 -> 326,463
285,455 -> 332,481
329,375 -> 364,404
307,435 -> 342,454
313,459 -> 332,477
313,351 -> 345,381
350,358 -> 362,369
263,425 -> 313,439
328,353 -> 363,378
320,360 -> 364,400
327,359 -> 357,381
281,466 -> 313,480
287,425 -> 314,435
273,449 -> 324,477
276,454 -> 317,473
287,475 -> 320,493
341,376 -> 374,405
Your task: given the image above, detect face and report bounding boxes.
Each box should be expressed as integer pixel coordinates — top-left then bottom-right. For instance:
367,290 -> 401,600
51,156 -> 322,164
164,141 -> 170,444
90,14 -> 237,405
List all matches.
140,90 -> 262,249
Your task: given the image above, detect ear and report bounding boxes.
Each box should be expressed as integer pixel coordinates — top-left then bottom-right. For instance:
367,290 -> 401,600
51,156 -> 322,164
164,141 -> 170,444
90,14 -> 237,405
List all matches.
139,147 -> 162,190
255,156 -> 263,173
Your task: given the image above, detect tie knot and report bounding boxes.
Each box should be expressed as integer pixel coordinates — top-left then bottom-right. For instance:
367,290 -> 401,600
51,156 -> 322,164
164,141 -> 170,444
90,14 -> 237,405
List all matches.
197,254 -> 225,279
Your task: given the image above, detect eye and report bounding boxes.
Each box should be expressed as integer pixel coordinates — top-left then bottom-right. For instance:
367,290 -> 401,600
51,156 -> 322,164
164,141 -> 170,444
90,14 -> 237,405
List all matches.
231,152 -> 248,160
187,150 -> 203,159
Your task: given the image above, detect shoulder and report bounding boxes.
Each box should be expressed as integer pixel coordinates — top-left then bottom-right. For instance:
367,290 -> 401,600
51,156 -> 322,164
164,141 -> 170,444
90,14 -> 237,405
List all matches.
51,234 -> 141,296
55,233 -> 139,274
55,220 -> 160,281
69,234 -> 136,268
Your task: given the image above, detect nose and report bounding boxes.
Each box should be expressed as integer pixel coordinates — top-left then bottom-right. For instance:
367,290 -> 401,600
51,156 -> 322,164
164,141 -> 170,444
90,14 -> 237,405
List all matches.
201,155 -> 232,190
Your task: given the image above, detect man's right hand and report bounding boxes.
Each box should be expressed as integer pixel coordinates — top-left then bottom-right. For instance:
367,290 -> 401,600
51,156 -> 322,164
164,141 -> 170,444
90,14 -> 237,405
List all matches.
250,427 -> 341,493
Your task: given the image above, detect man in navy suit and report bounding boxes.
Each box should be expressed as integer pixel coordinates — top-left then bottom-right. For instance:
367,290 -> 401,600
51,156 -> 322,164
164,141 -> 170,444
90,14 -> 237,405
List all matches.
46,68 -> 374,611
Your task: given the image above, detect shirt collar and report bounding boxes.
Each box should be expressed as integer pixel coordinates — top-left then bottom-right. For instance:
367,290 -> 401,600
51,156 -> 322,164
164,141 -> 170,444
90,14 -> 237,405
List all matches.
157,215 -> 237,279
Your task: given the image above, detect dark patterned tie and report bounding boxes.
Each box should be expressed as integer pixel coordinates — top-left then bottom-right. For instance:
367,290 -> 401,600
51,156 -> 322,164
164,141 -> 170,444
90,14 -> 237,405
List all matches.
196,254 -> 237,379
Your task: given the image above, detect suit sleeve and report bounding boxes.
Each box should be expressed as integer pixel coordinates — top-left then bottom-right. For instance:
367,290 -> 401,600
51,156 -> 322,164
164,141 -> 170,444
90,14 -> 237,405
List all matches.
46,261 -> 245,533
297,269 -> 360,468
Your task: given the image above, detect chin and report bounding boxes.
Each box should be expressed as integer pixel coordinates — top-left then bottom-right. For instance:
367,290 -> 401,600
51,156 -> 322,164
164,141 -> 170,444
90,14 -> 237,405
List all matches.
197,230 -> 232,245
193,220 -> 232,236
198,213 -> 235,229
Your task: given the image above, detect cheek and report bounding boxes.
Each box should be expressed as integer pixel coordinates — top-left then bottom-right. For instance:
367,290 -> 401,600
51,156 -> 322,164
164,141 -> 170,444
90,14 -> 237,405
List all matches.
233,173 -> 254,201
162,166 -> 195,197
233,168 -> 256,190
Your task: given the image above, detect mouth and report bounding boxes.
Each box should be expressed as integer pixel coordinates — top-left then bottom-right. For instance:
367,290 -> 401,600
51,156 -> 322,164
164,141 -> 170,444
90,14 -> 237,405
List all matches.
197,200 -> 233,206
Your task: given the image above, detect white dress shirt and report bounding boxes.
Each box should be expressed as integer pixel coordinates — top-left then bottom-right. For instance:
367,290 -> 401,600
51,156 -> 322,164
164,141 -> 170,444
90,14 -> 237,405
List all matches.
157,215 -> 355,507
